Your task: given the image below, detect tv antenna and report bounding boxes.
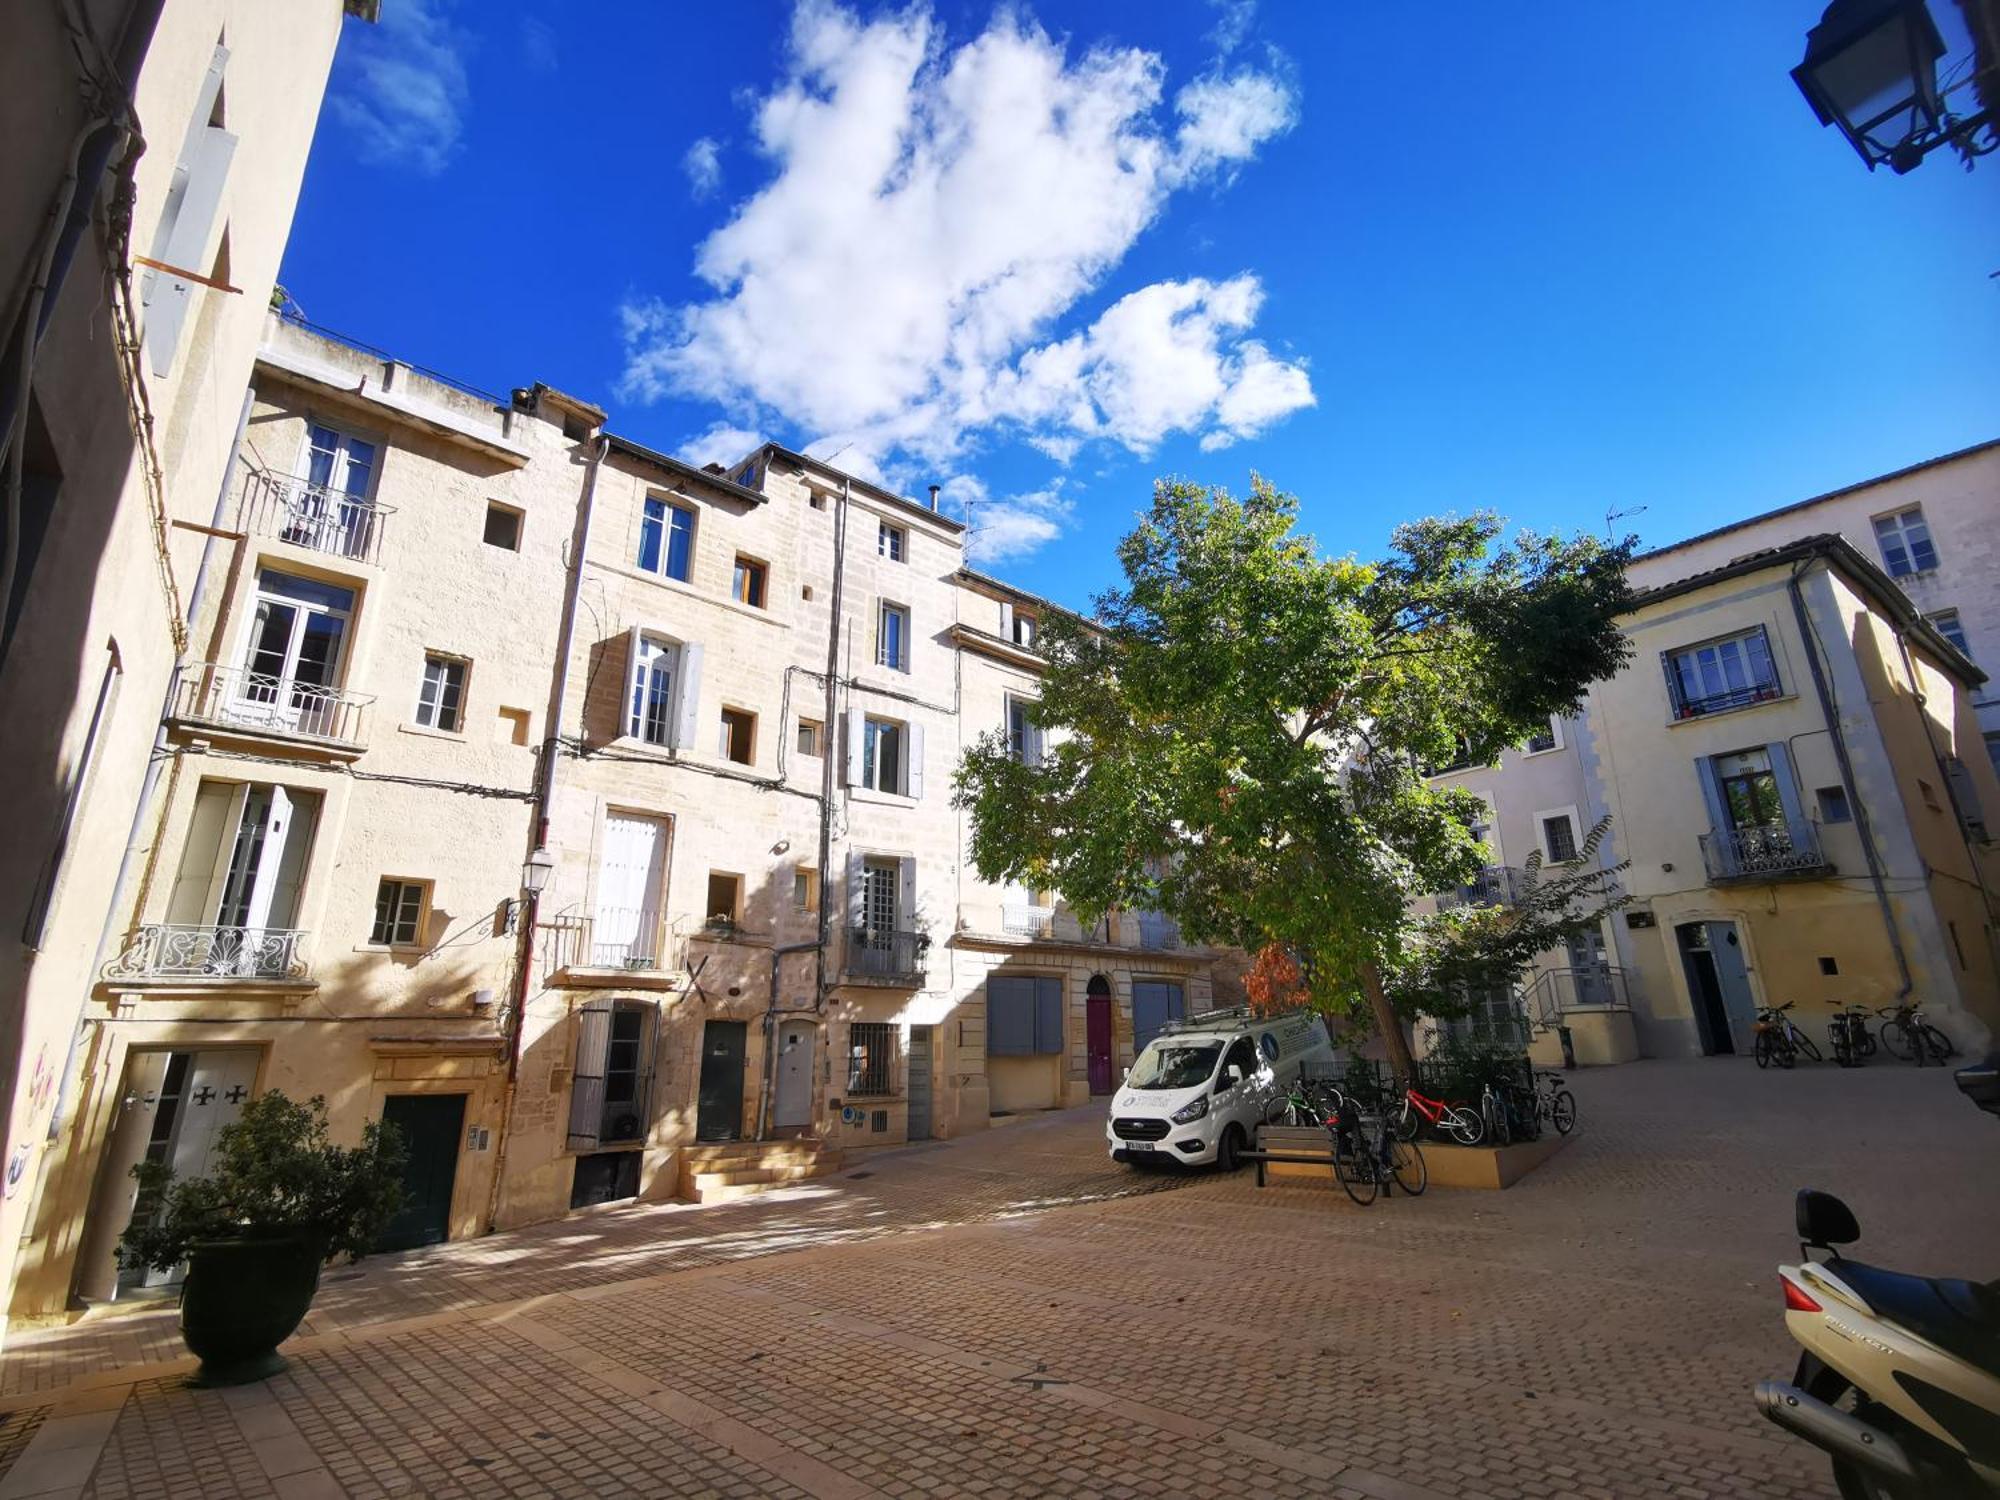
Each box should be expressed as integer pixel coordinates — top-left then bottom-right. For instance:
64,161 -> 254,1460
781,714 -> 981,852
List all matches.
1605,503 -> 1647,540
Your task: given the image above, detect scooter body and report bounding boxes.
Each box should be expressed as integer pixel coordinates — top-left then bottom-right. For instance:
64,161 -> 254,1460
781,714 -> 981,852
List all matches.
1756,1189 -> 2000,1497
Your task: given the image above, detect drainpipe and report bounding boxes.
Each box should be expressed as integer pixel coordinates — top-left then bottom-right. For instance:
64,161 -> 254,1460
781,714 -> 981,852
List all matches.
44,382 -> 255,1148
753,940 -> 823,1142
484,428 -> 606,1233
1788,559 -> 1914,1002
814,479 -> 848,1011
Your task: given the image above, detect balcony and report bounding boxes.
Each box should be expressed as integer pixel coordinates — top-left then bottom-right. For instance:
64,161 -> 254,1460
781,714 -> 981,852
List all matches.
1523,966 -> 1631,1026
239,469 -> 394,564
1002,904 -> 1054,937
846,928 -> 926,985
173,663 -> 372,749
540,908 -> 677,987
1700,822 -> 1831,883
105,924 -> 310,982
1671,681 -> 1781,721
1435,865 -> 1522,911
1136,911 -> 1182,950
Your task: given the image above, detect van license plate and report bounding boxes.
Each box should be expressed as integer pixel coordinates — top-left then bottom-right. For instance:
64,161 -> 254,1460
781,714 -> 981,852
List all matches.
1126,1142 -> 1154,1152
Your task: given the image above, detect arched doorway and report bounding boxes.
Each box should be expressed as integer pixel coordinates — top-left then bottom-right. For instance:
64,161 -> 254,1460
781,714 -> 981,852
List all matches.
1086,975 -> 1114,1094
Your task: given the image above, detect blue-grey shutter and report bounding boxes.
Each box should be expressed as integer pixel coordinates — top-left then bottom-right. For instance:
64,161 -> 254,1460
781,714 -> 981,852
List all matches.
987,976 -> 1033,1056
1033,976 -> 1064,1055
1945,757 -> 1987,841
1694,756 -> 1730,834
1131,982 -> 1168,1053
1661,650 -> 1687,719
1764,742 -> 1807,832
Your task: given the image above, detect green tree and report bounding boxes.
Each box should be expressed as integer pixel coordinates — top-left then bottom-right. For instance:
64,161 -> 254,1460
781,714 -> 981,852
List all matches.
953,477 -> 1634,1079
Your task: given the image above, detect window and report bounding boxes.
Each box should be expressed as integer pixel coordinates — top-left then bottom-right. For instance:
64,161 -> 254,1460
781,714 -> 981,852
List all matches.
718,707 -> 755,765
1218,1037 -> 1260,1091
414,654 -> 466,732
592,813 -> 666,967
1540,812 -> 1578,863
142,43 -> 236,377
1131,980 -> 1185,1053
793,868 -> 819,912
1012,611 -> 1037,649
483,503 -> 522,551
986,975 -> 1063,1056
729,460 -> 764,491
732,555 -> 767,609
566,998 -> 657,1153
286,424 -> 379,559
637,498 -> 694,582
1664,627 -> 1780,719
863,717 -> 903,792
878,521 -> 905,561
1817,785 -> 1852,823
1006,696 -> 1044,766
797,718 -> 822,757
166,782 -> 323,949
809,491 -> 826,511
877,602 -> 910,671
1819,956 -> 1839,976
846,1022 -> 895,1096
370,878 -> 427,947
705,871 -> 740,926
1873,507 -> 1937,578
236,570 -> 356,736
626,635 -> 677,746
1713,748 -> 1785,830
1928,609 -> 1973,660
1525,718 -> 1560,755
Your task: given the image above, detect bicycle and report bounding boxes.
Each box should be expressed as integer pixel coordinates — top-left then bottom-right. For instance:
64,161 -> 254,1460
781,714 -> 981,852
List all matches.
1754,1002 -> 1818,1069
1478,1079 -> 1522,1145
1877,1003 -> 1955,1066
1531,1071 -> 1577,1135
1329,1099 -> 1426,1205
1267,1077 -> 1341,1128
1390,1085 -> 1483,1146
1825,1003 -> 1876,1068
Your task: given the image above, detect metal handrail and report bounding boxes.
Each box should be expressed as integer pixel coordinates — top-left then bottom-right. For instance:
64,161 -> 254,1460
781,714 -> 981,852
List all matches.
238,469 -> 395,564
848,928 -> 925,980
1002,904 -> 1054,937
1136,912 -> 1182,950
105,924 -> 309,981
174,663 -> 372,745
1523,965 -> 1631,1027
1700,821 -> 1828,881
1435,865 -> 1521,910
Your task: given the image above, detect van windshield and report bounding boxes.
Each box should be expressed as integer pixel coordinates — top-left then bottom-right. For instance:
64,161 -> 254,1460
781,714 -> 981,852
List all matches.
1127,1041 -> 1222,1091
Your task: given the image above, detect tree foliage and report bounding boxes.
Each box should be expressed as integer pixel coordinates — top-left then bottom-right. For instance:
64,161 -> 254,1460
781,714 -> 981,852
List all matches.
118,1091 -> 407,1272
954,477 -> 1634,1074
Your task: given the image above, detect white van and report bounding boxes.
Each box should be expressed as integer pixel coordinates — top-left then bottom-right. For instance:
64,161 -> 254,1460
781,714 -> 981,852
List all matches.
1106,1008 -> 1332,1171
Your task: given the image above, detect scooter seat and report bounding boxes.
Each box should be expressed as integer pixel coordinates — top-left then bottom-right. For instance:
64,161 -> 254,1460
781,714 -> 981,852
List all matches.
1833,1260 -> 2000,1378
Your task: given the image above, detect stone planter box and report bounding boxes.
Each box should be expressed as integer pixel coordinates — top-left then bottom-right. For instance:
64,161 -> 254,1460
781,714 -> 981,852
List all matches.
1254,1123 -> 1570,1189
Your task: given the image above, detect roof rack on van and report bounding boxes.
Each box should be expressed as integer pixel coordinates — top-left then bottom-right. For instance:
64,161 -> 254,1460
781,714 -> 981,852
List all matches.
1159,1006 -> 1253,1035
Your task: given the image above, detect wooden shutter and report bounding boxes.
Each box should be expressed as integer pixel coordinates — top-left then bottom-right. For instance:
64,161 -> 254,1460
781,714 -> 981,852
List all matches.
987,977 -> 1034,1056
166,781 -> 236,925
630,1001 -> 660,1141
1946,757 -> 1988,841
622,626 -> 645,738
999,601 -> 1013,640
906,721 -> 925,798
897,857 -> 917,933
144,115 -> 239,378
846,849 -> 865,935
1033,976 -> 1064,1055
567,1000 -> 613,1149
672,642 -> 705,749
844,707 -> 866,786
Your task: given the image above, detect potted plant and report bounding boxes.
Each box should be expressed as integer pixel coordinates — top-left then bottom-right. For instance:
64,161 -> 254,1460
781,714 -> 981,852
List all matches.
118,1090 -> 406,1386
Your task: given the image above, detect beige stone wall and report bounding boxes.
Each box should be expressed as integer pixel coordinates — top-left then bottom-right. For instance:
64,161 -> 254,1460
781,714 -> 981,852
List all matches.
0,3 -> 354,1334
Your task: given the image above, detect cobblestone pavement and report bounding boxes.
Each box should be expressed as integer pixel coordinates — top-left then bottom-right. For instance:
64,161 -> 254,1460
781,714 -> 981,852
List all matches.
2,1057 -> 1994,1499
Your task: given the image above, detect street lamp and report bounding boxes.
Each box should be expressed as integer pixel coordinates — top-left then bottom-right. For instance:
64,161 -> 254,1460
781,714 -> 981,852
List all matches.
1792,0 -> 1994,173
520,845 -> 554,899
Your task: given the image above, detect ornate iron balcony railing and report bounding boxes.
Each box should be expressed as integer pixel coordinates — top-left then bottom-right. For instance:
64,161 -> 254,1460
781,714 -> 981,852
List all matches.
174,663 -> 371,746
1700,822 -> 1830,883
106,924 -> 309,981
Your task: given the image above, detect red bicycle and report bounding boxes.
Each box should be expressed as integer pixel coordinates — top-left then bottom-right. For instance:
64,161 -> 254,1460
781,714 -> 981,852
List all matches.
1391,1087 -> 1484,1146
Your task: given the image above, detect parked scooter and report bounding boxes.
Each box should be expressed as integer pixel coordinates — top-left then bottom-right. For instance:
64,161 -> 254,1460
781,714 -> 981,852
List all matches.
1755,1064 -> 2000,1498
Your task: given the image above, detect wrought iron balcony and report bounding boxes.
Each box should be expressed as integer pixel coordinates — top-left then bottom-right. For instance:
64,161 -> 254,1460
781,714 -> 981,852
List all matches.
1136,911 -> 1182,950
1700,821 -> 1831,883
1671,681 -> 1781,721
105,924 -> 309,982
173,663 -> 371,747
1434,865 -> 1521,911
239,469 -> 394,564
1002,903 -> 1054,937
846,928 -> 926,983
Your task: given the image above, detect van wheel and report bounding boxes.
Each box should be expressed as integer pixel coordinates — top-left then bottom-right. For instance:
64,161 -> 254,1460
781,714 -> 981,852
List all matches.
1217,1125 -> 1244,1172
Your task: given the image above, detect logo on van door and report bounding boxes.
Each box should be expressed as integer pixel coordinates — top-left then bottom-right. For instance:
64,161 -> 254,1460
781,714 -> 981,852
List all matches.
1259,1032 -> 1279,1062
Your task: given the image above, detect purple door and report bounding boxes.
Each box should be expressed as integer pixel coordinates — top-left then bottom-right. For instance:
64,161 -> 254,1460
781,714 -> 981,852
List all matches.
1086,981 -> 1114,1095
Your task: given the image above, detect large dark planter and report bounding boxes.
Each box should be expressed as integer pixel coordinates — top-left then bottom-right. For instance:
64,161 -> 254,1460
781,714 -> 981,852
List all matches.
180,1234 -> 325,1386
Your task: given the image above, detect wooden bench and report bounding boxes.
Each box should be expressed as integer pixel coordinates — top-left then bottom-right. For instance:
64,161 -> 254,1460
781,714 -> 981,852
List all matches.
1242,1123 -> 1341,1187
1238,1148 -> 1339,1186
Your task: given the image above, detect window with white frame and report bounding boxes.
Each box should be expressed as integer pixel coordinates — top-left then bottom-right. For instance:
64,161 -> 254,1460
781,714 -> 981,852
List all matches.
1525,717 -> 1560,754
414,654 -> 467,732
371,878 -> 428,946
1538,809 -> 1579,864
797,718 -> 822,757
1928,609 -> 1973,660
878,521 -> 905,562
623,632 -> 699,747
637,497 -> 695,582
1663,626 -> 1780,720
1873,507 -> 1938,578
1006,695 -> 1044,766
877,602 -> 910,671
863,717 -> 904,793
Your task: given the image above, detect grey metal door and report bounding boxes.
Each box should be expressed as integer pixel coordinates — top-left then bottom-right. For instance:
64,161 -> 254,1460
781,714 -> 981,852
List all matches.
773,1019 -> 815,1130
907,1025 -> 933,1141
696,1021 -> 747,1141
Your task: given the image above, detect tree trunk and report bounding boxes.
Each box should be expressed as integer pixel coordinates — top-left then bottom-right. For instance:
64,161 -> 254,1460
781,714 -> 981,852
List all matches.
1360,960 -> 1417,1082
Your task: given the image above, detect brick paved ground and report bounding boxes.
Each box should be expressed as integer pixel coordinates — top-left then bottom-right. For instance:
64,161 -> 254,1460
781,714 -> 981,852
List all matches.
1,1056 -> 1994,1499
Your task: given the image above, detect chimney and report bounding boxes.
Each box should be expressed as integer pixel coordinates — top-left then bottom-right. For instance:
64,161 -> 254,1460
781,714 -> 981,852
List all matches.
928,484 -> 941,512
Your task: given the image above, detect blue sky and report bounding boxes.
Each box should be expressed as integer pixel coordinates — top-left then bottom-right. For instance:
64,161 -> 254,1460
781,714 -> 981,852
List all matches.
285,1 -> 2000,607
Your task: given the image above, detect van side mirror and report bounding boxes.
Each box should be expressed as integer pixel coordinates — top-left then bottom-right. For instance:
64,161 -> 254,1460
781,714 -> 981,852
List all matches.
1796,1188 -> 1858,1250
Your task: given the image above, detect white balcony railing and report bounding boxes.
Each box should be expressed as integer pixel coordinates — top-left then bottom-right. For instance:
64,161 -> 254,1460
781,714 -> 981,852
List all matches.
105,924 -> 309,981
174,663 -> 372,746
239,470 -> 394,564
1002,904 -> 1054,937
1700,822 -> 1829,882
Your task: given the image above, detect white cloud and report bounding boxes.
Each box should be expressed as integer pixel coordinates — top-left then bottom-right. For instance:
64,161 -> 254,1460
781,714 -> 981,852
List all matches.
945,476 -> 1076,564
618,1 -> 1306,476
520,17 -> 557,72
683,137 -> 723,199
1205,0 -> 1257,58
680,422 -> 761,469
329,0 -> 470,176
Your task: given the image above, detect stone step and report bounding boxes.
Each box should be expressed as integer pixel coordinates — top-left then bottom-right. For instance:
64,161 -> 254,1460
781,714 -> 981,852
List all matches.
684,1159 -> 845,1204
